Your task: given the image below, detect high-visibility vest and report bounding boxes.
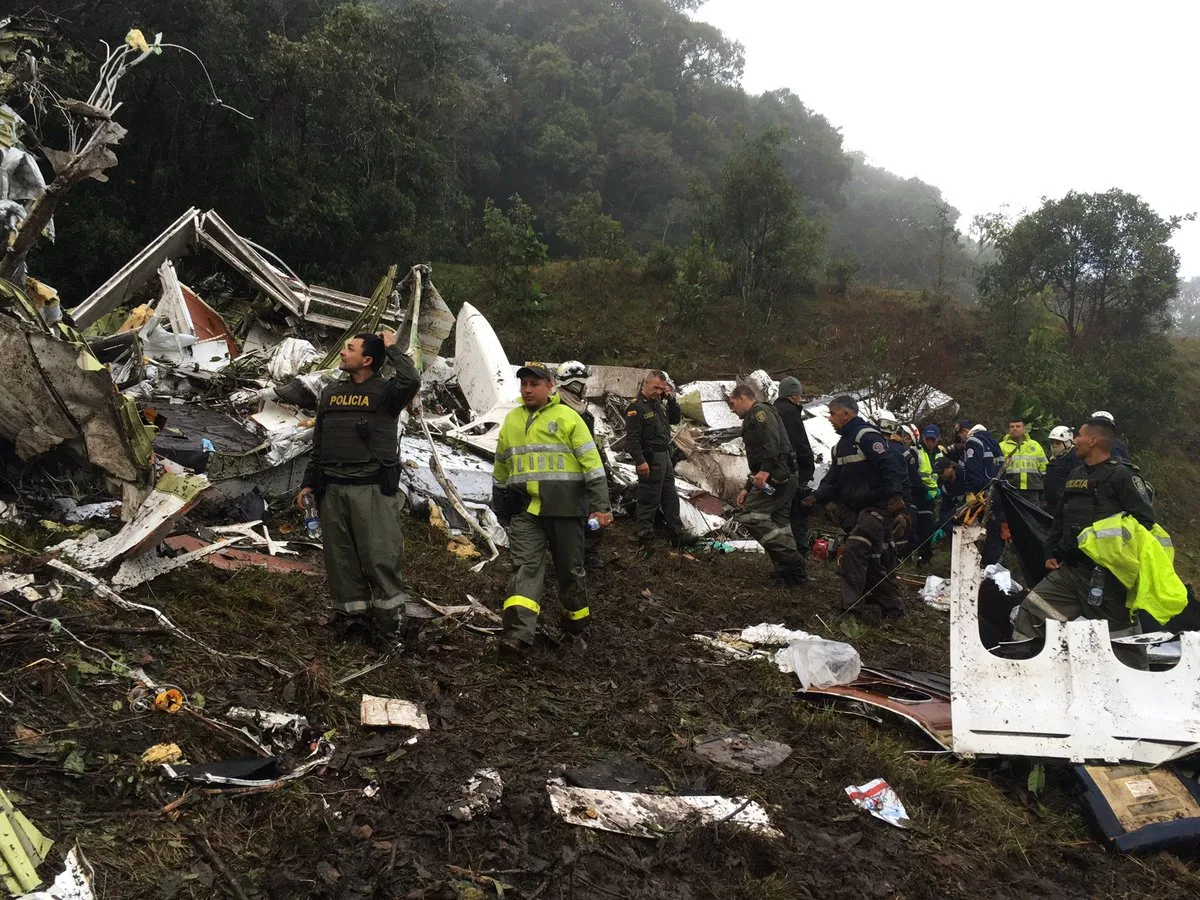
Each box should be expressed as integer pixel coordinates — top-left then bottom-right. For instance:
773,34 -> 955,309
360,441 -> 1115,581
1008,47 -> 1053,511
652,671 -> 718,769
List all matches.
493,394 -> 607,517
917,445 -> 937,494
1077,513 -> 1187,626
999,436 -> 1048,491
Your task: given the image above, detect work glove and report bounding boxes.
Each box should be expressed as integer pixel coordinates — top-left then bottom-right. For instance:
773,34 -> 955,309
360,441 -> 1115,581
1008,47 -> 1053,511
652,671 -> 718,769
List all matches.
1000,521 -> 1011,542
926,487 -> 940,503
886,495 -> 906,517
964,492 -> 983,510
892,512 -> 912,541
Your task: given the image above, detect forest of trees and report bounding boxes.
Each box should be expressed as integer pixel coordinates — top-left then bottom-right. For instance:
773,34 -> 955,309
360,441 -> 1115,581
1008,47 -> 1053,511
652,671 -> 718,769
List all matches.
10,0 -> 973,303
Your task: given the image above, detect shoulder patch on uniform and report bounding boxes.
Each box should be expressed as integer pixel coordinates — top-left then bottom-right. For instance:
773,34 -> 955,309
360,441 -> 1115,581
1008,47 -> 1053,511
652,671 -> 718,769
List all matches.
871,441 -> 887,454
547,420 -> 559,434
1132,474 -> 1149,498
965,448 -> 975,459
626,410 -> 638,417
754,410 -> 767,423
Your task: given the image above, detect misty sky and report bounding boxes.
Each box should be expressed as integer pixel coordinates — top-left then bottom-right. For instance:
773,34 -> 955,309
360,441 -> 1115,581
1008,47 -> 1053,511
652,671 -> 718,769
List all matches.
697,0 -> 1200,277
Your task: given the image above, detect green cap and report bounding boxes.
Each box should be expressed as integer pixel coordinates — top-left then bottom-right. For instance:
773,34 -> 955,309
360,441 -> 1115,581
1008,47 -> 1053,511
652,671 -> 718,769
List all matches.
778,376 -> 803,398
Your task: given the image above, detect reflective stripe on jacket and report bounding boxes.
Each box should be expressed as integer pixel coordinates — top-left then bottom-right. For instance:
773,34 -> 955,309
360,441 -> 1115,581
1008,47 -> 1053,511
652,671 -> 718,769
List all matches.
494,394 -> 609,517
1078,513 -> 1187,626
999,436 -> 1048,491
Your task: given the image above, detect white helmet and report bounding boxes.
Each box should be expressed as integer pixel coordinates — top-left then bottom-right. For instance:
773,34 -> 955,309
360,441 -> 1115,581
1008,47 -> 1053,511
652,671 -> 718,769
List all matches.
877,413 -> 900,435
1091,410 -> 1115,423
1048,425 -> 1073,443
555,360 -> 590,391
904,424 -> 920,444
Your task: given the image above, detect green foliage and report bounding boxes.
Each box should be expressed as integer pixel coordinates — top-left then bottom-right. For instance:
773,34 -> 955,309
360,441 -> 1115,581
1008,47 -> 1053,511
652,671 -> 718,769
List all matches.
704,129 -> 825,316
826,153 -> 973,296
980,189 -> 1187,343
641,244 -> 678,284
825,257 -> 861,296
558,192 -> 629,261
672,235 -> 725,319
471,195 -> 549,309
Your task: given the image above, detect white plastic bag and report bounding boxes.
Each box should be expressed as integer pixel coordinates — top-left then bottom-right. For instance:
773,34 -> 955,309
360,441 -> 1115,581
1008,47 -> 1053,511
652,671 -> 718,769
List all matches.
777,637 -> 861,690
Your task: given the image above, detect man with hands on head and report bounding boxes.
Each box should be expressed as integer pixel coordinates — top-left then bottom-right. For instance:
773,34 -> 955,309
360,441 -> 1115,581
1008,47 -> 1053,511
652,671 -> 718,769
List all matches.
297,329 -> 420,644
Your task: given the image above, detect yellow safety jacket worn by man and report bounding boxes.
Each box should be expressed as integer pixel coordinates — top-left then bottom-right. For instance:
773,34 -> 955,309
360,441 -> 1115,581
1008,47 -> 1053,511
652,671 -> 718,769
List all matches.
1078,513 -> 1187,626
493,394 -> 610,647
999,435 -> 1048,493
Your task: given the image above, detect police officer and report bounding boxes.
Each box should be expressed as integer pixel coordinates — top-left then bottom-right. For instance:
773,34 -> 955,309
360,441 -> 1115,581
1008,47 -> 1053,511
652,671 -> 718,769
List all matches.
773,376 -> 816,572
624,369 -> 684,546
999,418 -> 1048,503
493,365 -> 612,656
807,396 -> 908,620
298,331 -> 420,642
956,419 -> 1004,565
1090,411 -> 1131,464
728,384 -> 807,587
1012,417 -> 1154,668
556,360 -> 611,568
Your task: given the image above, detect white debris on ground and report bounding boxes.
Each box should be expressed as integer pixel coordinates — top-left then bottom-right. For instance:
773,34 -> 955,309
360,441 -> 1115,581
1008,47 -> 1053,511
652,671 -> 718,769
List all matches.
546,778 -> 782,838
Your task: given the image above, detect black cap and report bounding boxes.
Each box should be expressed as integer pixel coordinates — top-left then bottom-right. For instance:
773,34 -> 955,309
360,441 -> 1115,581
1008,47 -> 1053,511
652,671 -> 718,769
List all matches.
516,364 -> 553,381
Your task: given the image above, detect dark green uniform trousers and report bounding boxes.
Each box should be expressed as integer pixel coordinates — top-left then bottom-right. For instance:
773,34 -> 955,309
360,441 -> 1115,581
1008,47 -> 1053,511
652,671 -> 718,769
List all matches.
635,451 -> 683,541
503,512 -> 589,645
736,475 -> 806,578
1013,565 -> 1146,669
321,483 -> 408,630
840,506 -> 904,616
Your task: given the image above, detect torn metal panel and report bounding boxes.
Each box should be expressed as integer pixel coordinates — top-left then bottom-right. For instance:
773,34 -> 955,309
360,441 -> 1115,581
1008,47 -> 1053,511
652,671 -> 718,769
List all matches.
71,208 -> 202,328
395,267 -> 454,371
950,523 -> 1200,765
675,445 -> 748,505
163,534 -> 318,576
53,472 -> 209,570
180,283 -> 239,360
0,313 -> 150,485
200,211 -> 302,317
111,537 -> 239,588
400,436 -> 493,505
454,302 -> 519,416
797,668 -> 953,751
581,365 -> 645,400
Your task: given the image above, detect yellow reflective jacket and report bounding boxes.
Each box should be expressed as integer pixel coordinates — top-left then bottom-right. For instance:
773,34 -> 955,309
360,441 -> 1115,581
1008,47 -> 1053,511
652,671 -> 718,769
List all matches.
999,436 -> 1048,491
917,445 -> 937,495
1077,513 -> 1187,626
493,394 -> 609,517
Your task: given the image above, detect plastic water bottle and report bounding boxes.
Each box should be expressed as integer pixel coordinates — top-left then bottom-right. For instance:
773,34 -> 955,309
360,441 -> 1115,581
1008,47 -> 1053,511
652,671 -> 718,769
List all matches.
302,493 -> 322,540
759,482 -> 776,496
586,516 -> 601,532
1087,567 -> 1104,608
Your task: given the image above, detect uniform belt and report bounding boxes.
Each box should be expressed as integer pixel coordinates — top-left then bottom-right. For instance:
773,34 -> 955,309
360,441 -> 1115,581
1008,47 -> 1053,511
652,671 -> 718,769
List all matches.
322,473 -> 381,486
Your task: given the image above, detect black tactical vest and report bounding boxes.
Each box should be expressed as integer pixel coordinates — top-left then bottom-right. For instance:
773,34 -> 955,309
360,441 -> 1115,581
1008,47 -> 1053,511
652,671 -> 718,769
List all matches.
319,375 -> 400,467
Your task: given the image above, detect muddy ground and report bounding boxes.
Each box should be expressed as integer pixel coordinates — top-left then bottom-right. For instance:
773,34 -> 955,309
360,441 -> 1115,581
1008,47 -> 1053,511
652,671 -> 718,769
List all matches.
3,513 -> 1199,899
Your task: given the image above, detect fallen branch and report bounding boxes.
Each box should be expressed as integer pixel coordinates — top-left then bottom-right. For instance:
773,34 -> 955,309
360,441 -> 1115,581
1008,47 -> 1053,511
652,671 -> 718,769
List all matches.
48,559 -> 295,678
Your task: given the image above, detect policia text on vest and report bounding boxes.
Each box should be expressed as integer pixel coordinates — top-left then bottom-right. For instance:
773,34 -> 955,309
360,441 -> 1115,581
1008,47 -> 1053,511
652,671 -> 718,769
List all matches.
299,332 -> 421,637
